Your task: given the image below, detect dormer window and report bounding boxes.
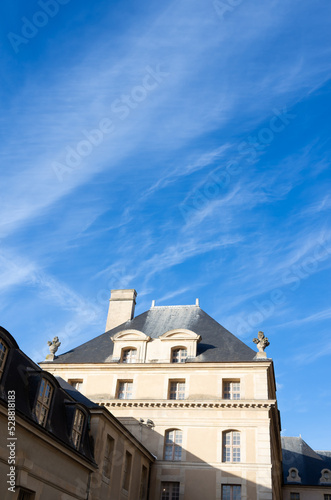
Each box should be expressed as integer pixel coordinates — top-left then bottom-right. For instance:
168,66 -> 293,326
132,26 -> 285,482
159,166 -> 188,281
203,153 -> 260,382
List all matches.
287,467 -> 301,483
35,378 -> 53,426
122,348 -> 137,363
171,347 -> 187,363
320,469 -> 331,483
0,338 -> 9,380
71,409 -> 85,450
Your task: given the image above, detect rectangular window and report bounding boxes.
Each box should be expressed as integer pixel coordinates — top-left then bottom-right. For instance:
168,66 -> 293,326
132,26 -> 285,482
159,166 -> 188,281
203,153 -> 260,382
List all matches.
35,378 -> 53,427
117,380 -> 133,399
18,489 -> 36,500
68,379 -> 83,391
222,485 -> 241,500
324,495 -> 331,500
169,380 -> 185,400
223,431 -> 240,462
164,430 -> 183,460
71,409 -> 84,449
0,339 -> 8,379
122,451 -> 132,491
103,435 -> 115,479
290,494 -> 300,500
139,465 -> 148,500
223,380 -> 240,400
161,482 -> 180,500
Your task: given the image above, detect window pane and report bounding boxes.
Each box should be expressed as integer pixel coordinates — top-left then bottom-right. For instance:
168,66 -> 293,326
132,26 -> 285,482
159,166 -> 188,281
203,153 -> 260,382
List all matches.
161,482 -> 179,500
222,485 -> 230,500
122,349 -> 137,363
172,348 -> 187,363
169,381 -> 185,400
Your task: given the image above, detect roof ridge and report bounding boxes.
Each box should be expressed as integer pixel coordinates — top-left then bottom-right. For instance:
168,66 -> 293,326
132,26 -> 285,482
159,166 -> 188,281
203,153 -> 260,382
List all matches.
151,305 -> 199,309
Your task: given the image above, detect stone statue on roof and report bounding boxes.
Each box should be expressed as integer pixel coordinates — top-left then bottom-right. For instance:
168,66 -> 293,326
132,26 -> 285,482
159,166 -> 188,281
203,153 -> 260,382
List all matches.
253,331 -> 269,353
46,336 -> 61,361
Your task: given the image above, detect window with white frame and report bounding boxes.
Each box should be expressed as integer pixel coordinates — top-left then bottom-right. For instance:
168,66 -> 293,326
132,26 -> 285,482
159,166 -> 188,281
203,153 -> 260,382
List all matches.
290,493 -> 300,500
35,378 -> 53,427
171,347 -> 187,363
222,485 -> 241,500
121,348 -> 137,363
71,409 -> 84,449
324,495 -> 331,500
68,379 -> 83,391
0,339 -> 8,380
164,429 -> 183,460
117,380 -> 133,399
222,431 -> 241,462
161,482 -> 179,500
122,451 -> 132,491
103,435 -> 115,479
169,380 -> 185,400
223,380 -> 240,400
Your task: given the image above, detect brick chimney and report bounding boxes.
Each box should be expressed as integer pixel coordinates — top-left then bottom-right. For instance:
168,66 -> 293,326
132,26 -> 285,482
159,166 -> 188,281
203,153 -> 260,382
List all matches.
105,289 -> 137,331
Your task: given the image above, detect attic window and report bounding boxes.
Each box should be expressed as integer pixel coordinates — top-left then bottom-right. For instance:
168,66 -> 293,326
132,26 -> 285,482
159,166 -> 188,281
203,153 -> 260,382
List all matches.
287,467 -> 301,483
0,338 -> 8,379
171,348 -> 187,363
121,348 -> 137,363
320,469 -> 331,483
35,378 -> 53,427
71,409 -> 85,450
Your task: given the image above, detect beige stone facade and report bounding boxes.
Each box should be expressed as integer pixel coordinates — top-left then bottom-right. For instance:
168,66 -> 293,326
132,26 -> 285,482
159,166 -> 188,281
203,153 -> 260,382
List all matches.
45,360 -> 281,500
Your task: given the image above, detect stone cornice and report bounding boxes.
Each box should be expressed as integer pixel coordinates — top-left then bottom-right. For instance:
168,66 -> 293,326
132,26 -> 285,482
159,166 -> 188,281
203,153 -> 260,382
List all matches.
99,399 -> 276,410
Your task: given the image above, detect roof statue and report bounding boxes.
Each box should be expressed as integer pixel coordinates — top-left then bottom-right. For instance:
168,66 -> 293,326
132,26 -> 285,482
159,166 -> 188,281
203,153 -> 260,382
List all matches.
253,331 -> 270,358
46,336 -> 61,361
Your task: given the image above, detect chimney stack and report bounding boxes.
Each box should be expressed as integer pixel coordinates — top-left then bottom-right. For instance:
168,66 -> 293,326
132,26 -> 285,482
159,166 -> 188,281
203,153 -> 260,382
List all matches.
105,289 -> 137,331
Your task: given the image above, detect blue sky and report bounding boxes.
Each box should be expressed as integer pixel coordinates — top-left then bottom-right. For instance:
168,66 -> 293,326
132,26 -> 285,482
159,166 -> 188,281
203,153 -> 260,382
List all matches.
1,0 -> 331,449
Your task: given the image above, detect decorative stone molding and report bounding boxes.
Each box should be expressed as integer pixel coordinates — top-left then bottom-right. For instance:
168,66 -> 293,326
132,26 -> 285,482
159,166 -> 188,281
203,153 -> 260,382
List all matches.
287,467 -> 301,483
158,329 -> 201,360
98,400 -> 276,410
111,330 -> 151,362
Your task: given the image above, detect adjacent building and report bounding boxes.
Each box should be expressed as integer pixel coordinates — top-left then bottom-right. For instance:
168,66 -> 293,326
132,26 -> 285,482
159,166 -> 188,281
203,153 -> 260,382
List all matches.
0,325 -> 153,500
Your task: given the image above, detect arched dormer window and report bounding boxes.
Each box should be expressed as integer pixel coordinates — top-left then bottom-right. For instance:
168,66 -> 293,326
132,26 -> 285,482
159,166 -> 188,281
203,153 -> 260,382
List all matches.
171,347 -> 187,363
35,377 -> 53,427
71,408 -> 85,450
287,467 -> 301,483
121,348 -> 137,363
222,430 -> 240,462
164,429 -> 183,461
320,468 -> 331,483
0,338 -> 9,380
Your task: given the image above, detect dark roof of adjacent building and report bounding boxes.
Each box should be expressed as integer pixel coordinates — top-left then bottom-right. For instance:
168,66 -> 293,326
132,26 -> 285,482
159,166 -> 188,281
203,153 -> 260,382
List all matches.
51,305 -> 257,364
282,436 -> 331,486
0,326 -> 96,464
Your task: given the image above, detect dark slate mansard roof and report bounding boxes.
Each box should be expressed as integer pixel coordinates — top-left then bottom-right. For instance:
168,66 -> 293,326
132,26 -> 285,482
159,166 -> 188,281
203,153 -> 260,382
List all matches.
0,326 -> 96,465
52,304 -> 257,364
282,436 -> 331,486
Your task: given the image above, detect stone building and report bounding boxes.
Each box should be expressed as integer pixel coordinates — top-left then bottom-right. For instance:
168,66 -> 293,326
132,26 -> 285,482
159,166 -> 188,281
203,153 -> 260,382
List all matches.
2,289 -> 330,500
41,289 -> 283,500
281,437 -> 331,500
0,325 -> 153,500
